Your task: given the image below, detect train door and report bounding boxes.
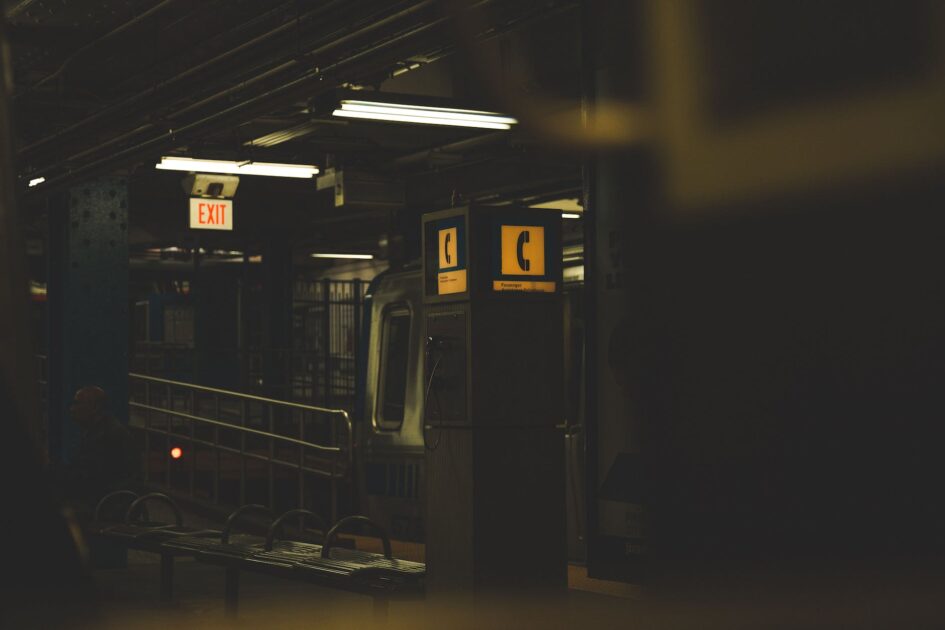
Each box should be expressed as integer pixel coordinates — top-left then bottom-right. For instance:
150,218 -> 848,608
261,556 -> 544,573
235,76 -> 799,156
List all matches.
358,269 -> 426,541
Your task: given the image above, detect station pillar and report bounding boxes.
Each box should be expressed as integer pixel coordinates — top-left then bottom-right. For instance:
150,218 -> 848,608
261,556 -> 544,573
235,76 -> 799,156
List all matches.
47,177 -> 129,466
582,0 -> 652,585
46,176 -> 131,567
422,205 -> 566,604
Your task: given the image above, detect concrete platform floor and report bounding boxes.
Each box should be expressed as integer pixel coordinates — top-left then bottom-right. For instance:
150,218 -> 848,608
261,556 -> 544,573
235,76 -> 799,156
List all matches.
70,498 -> 640,628
87,550 -> 638,630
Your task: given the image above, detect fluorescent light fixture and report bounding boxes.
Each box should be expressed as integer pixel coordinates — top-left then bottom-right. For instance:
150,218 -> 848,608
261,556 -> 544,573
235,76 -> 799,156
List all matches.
311,253 -> 374,260
530,198 -> 582,212
156,156 -> 318,178
563,265 -> 585,283
562,213 -> 582,219
332,100 -> 517,130
28,176 -> 46,187
563,244 -> 584,257
244,121 -> 321,148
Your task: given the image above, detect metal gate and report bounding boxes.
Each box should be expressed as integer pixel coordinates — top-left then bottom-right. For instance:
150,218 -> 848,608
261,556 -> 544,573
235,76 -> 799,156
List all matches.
134,278 -> 367,414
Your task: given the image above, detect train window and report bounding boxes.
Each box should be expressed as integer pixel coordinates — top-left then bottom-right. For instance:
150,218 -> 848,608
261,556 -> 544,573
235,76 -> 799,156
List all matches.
377,308 -> 411,429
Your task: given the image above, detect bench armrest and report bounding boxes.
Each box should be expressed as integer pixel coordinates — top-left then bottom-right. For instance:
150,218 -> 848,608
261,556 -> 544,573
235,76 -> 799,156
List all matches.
265,509 -> 328,551
322,515 -> 391,559
125,492 -> 182,527
222,504 -> 272,544
93,490 -> 139,523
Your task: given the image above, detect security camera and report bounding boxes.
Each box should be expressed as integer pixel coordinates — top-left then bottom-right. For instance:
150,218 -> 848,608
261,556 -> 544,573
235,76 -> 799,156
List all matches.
181,173 -> 240,198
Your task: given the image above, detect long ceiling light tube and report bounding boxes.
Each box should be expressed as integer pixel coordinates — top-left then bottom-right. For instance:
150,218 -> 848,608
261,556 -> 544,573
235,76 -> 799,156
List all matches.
339,101 -> 518,124
332,100 -> 517,130
311,253 -> 374,260
156,156 -> 319,178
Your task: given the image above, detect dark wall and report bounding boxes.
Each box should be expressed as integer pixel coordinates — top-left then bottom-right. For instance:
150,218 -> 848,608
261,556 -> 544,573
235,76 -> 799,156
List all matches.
641,174 -> 945,577
193,266 -> 240,389
586,2 -> 945,618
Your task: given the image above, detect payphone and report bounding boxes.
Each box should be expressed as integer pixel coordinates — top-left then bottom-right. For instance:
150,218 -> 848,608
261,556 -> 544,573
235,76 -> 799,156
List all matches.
421,205 -> 566,599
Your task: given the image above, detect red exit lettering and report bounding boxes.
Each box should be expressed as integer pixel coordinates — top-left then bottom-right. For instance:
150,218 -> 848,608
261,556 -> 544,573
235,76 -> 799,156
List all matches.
189,198 -> 232,230
198,202 -> 226,225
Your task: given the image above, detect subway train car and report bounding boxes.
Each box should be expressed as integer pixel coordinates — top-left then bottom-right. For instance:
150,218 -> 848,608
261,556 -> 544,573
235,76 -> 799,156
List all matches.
355,262 -> 587,560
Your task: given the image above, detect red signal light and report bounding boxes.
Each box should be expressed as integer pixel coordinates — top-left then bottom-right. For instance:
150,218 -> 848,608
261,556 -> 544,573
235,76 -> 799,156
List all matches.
170,447 -> 183,460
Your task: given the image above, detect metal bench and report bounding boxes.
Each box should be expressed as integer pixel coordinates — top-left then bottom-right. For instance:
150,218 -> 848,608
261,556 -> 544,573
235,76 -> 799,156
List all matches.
91,491 -> 221,601
161,503 -> 276,615
241,508 -> 328,571
90,495 -> 425,619
166,510 -> 424,618
290,516 -> 425,617
87,490 -> 141,536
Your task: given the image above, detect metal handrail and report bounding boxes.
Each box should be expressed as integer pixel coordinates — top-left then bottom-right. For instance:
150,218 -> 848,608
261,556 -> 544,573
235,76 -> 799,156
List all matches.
130,372 -> 351,418
129,372 -> 353,520
129,372 -> 352,466
129,402 -> 343,454
132,426 -> 338,477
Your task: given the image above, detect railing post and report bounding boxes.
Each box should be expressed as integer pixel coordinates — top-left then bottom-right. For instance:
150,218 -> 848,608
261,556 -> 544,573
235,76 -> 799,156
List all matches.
268,405 -> 275,511
240,398 -> 248,506
299,409 -> 305,514
322,278 -> 331,408
144,378 -> 151,484
353,278 -> 362,407
165,383 -> 172,489
214,394 -> 221,505
189,389 -> 196,498
330,410 -> 338,524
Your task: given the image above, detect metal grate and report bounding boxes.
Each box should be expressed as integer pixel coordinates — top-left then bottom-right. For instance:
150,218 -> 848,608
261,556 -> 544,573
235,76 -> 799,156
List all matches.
291,278 -> 366,410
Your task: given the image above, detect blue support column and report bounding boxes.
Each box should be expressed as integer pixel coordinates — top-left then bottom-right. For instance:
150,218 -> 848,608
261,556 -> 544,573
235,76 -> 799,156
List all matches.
47,177 -> 129,465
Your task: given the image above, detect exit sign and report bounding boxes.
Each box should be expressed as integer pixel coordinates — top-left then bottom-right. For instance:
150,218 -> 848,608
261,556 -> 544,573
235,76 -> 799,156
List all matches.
189,197 -> 233,230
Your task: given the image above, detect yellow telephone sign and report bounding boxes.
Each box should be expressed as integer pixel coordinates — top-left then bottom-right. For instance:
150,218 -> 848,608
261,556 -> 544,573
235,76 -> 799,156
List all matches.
495,225 -> 554,292
500,225 -> 544,275
437,225 -> 466,294
439,227 -> 458,269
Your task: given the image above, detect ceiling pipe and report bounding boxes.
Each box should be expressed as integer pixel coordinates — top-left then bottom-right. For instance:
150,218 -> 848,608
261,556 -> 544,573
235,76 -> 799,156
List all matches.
61,0 -> 572,173
25,0 -> 582,196
388,131 -> 510,170
16,0 -> 183,97
18,0 -> 346,157
25,0 -> 562,180
32,0 -> 441,169
26,6 -> 462,197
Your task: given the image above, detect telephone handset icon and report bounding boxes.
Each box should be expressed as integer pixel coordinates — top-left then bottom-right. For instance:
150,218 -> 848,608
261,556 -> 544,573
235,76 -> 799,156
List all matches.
444,232 -> 452,266
516,230 -> 531,272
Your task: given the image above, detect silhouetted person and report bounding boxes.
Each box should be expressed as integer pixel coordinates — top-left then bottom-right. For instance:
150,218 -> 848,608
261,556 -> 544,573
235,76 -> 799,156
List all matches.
55,386 -> 140,518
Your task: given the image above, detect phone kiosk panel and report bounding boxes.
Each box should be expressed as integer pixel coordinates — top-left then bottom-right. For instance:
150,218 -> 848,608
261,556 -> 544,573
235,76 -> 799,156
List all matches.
422,205 -> 566,600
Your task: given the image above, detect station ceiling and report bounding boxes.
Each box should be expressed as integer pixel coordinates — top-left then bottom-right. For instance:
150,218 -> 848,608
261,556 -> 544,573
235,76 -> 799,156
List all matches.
7,0 -> 584,261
